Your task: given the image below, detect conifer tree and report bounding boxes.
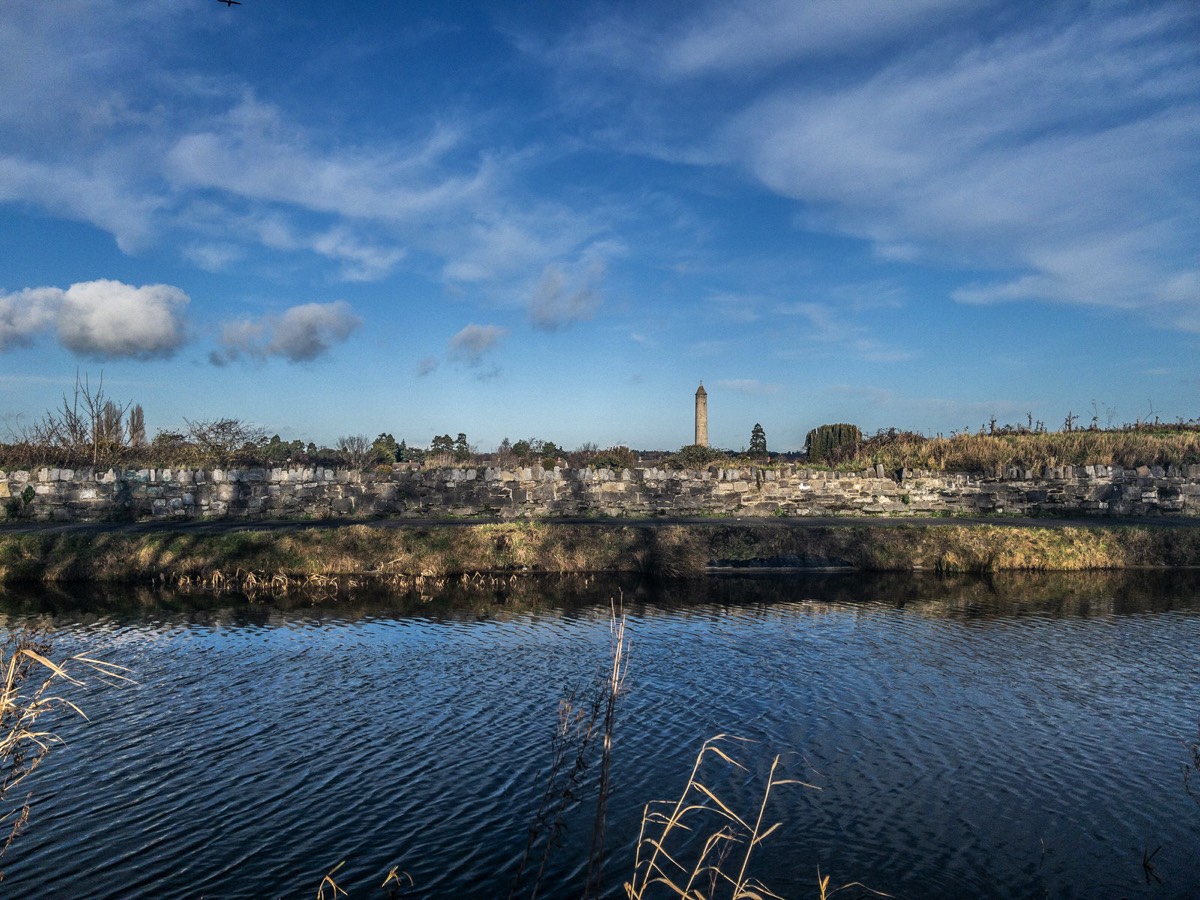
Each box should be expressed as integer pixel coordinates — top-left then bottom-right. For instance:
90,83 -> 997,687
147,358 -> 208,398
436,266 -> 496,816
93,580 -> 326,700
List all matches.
749,423 -> 767,458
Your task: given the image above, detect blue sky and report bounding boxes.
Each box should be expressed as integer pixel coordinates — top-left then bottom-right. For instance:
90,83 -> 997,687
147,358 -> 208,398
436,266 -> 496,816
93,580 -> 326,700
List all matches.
1,0 -> 1197,453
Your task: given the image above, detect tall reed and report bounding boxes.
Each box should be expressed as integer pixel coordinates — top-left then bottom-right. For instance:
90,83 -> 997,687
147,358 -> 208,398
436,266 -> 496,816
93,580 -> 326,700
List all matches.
509,601 -> 629,900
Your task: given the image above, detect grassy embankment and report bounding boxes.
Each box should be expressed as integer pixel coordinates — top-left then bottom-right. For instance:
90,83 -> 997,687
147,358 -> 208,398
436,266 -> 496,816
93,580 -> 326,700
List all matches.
2,521 -> 1199,592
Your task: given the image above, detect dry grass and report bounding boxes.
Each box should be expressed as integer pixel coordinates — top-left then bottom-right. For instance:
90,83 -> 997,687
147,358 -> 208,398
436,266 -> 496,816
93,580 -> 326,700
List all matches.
0,631 -> 129,879
625,735 -> 891,900
625,735 -> 816,900
855,427 -> 1200,473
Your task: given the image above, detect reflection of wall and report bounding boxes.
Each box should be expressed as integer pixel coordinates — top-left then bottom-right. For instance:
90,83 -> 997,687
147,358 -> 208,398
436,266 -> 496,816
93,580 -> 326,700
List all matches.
3,462 -> 1199,522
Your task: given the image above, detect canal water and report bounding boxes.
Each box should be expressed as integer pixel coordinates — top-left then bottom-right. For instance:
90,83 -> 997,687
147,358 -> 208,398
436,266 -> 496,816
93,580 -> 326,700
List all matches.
1,571 -> 1198,898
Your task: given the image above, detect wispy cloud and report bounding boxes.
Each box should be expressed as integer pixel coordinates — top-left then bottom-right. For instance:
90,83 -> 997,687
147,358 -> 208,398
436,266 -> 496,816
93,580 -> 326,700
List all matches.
448,323 -> 508,366
776,299 -> 912,362
529,261 -> 604,330
538,1 -> 1199,327
656,0 -> 980,79
719,6 -> 1199,318
166,98 -> 494,225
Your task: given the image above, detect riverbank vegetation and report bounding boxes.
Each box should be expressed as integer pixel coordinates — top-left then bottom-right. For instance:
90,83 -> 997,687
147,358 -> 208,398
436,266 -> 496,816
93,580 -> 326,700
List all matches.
2,522 -> 1199,590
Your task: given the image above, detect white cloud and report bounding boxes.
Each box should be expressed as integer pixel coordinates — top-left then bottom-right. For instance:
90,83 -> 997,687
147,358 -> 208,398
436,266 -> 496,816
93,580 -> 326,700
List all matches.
57,280 -> 189,360
536,0 -> 977,84
0,287 -> 61,350
212,301 -> 361,365
311,228 -> 407,283
538,1 -> 1198,326
1,279 -> 190,358
448,323 -> 507,366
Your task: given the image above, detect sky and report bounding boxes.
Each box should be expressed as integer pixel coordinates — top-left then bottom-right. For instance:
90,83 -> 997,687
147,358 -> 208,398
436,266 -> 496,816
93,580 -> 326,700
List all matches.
1,0 -> 1197,454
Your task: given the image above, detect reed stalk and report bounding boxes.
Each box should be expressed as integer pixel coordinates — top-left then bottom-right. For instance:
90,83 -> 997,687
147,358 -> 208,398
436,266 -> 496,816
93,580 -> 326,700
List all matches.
0,630 -> 129,880
624,735 -> 816,900
509,600 -> 629,900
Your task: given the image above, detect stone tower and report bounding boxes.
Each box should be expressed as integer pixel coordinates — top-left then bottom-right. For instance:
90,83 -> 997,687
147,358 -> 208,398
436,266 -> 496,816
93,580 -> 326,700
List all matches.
694,382 -> 708,447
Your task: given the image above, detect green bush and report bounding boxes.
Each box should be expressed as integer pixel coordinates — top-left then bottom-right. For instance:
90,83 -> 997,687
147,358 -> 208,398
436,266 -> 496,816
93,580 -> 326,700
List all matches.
665,444 -> 728,469
589,446 -> 637,469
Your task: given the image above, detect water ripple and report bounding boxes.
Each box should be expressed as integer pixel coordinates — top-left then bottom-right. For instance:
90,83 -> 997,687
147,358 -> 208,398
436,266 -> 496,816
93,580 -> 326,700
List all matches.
2,573 -> 1199,898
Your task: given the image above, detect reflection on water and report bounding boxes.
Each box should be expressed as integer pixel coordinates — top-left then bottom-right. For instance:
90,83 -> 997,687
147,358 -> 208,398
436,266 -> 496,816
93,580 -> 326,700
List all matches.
1,570 -> 1198,899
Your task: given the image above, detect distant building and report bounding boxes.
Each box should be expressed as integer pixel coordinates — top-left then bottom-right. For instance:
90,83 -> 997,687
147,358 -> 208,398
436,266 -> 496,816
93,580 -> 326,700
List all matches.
695,382 -> 708,447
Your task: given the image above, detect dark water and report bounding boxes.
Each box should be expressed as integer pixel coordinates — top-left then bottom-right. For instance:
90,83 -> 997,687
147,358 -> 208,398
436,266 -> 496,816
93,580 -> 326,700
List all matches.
1,571 -> 1198,899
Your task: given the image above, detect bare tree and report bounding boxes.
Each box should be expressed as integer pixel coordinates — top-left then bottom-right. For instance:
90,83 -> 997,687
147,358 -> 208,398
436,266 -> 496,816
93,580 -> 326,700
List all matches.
18,372 -> 132,467
335,434 -> 374,469
126,404 -> 147,449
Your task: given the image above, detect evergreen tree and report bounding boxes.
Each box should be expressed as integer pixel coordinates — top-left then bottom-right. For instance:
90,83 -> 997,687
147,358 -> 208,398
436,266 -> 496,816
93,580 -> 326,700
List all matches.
372,432 -> 400,464
749,423 -> 767,458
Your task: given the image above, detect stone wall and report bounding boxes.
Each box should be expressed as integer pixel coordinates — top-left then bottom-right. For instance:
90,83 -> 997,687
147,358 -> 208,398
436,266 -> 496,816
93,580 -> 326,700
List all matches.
3,462 -> 1200,523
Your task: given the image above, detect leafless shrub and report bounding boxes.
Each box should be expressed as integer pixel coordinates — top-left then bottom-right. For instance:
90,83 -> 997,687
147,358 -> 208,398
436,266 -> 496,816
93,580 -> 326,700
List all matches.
183,417 -> 266,466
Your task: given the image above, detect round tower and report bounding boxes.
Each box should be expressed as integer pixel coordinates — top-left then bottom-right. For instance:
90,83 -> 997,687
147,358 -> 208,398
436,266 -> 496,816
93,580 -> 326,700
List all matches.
694,382 -> 708,447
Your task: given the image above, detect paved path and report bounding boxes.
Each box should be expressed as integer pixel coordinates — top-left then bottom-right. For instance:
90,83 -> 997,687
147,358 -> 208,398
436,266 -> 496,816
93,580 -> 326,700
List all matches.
2,514 -> 1198,537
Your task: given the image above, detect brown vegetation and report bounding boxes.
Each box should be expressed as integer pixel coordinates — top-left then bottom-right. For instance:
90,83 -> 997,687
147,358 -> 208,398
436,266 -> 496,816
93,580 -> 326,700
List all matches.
0,633 -> 128,879
852,424 -> 1200,473
1,522 -> 1198,591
